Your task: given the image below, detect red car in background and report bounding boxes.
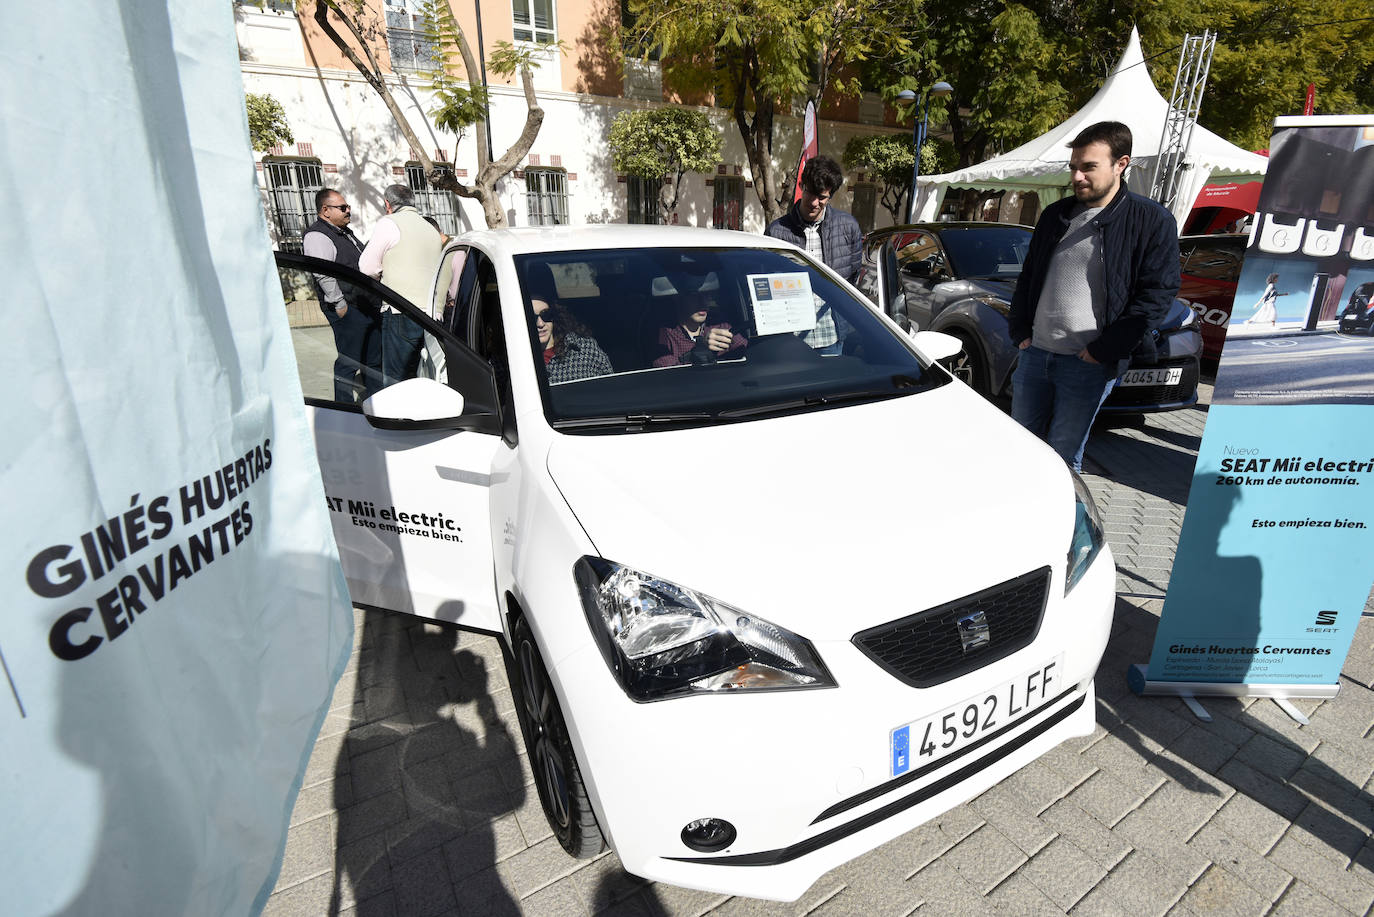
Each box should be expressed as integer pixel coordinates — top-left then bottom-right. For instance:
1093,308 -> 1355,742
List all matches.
1177,233 -> 1246,366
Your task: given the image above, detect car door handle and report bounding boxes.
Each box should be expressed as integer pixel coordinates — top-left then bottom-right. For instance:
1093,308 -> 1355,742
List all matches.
436,467 -> 491,487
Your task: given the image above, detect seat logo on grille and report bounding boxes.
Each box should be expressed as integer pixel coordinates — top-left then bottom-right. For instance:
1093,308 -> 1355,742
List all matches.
957,611 -> 990,653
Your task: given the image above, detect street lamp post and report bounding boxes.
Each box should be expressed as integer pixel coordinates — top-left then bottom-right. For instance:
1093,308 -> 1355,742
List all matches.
896,81 -> 953,223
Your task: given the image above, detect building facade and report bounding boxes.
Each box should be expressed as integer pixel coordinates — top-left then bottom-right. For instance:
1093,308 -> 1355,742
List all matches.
236,0 -> 909,248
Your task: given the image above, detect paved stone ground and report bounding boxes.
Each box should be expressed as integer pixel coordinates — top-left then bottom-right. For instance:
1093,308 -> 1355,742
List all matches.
267,382 -> 1374,916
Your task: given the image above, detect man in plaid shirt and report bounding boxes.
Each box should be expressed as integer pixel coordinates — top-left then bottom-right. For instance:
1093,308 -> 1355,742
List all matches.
765,156 -> 863,355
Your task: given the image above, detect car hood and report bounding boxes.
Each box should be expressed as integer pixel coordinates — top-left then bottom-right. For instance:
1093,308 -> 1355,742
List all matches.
934,276 -> 1016,304
545,385 -> 1076,641
969,276 -> 1017,300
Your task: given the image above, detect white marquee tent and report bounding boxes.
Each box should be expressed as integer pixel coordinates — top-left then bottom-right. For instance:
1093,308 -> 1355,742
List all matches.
912,27 -> 1268,229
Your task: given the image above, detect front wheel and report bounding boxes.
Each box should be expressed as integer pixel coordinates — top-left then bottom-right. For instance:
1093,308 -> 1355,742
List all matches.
507,615 -> 605,858
946,331 -> 988,396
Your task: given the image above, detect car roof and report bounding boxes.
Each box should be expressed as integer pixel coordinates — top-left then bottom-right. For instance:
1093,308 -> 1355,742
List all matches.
865,221 -> 1034,238
455,224 -> 790,256
1180,232 -> 1248,242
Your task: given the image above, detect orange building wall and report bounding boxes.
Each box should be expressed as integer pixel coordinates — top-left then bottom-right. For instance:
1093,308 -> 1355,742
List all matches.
296,0 -> 392,73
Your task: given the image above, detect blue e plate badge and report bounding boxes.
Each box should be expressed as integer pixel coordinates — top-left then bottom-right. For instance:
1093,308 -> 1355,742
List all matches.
891,725 -> 911,776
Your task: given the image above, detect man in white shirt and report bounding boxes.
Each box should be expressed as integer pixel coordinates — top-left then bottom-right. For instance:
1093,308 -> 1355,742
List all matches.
358,184 -> 443,385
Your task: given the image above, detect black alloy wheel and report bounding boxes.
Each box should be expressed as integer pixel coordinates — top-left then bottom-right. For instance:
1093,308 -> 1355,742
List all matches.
507,615 -> 605,858
946,331 -> 987,396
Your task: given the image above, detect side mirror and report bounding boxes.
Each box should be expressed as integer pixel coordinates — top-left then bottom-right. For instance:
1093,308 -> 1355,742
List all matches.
890,291 -> 914,332
361,377 -> 472,431
901,260 -> 935,280
910,330 -> 963,363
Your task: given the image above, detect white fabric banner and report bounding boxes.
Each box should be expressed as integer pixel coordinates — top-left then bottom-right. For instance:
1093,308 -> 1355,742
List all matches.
2,3 -> 354,915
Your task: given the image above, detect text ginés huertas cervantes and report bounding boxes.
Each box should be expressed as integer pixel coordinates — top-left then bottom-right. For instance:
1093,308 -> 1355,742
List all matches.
25,441 -> 272,662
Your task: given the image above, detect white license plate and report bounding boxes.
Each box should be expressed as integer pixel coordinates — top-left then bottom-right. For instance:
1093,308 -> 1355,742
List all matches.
890,655 -> 1064,776
1119,367 -> 1183,387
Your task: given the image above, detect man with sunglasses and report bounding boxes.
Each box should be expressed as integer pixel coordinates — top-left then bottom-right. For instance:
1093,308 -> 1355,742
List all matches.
303,189 -> 383,402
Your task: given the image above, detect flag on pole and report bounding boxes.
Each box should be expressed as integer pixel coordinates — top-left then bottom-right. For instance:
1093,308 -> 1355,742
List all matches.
793,99 -> 819,202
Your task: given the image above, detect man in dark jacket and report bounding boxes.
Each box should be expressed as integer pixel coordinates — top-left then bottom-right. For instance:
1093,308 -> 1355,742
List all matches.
1008,121 -> 1180,471
766,156 -> 862,354
302,188 -> 383,402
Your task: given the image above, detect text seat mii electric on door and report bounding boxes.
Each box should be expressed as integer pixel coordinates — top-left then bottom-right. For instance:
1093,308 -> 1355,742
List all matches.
275,225 -> 1115,902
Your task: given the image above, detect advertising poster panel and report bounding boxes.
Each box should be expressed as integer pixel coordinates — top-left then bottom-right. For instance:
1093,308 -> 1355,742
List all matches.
1,3 -> 354,915
1132,116 -> 1374,701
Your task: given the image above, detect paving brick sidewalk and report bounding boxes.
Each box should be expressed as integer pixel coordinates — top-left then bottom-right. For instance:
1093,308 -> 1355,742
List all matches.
267,383 -> 1374,916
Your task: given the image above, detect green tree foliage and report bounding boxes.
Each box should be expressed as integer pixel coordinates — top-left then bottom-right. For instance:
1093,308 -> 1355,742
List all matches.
843,133 -> 953,223
887,0 -> 1374,168
884,2 -> 1076,171
624,0 -> 918,223
245,92 -> 294,152
421,0 -> 490,135
1154,2 -> 1374,150
608,108 -> 722,222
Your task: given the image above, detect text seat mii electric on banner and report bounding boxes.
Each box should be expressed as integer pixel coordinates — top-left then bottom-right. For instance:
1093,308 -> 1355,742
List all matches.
275,225 -> 1115,901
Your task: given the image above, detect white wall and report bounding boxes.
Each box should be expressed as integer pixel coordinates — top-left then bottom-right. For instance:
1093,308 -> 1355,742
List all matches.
239,38 -> 908,239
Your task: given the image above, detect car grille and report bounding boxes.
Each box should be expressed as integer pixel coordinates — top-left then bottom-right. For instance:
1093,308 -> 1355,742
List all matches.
852,567 -> 1051,688
1104,357 -> 1199,408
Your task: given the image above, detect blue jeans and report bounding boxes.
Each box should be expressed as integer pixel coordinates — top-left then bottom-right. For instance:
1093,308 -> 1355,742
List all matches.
1011,345 -> 1116,472
323,303 -> 382,403
381,311 -> 424,386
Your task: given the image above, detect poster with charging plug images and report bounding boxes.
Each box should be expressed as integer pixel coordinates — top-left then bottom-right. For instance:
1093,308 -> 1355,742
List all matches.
1132,116 -> 1374,703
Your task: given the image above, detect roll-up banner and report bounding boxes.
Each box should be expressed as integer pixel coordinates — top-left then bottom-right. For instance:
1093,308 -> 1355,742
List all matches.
1,3 -> 355,915
1131,116 -> 1374,704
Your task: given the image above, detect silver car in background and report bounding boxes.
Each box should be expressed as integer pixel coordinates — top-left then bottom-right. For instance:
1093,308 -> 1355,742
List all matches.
856,223 -> 1202,412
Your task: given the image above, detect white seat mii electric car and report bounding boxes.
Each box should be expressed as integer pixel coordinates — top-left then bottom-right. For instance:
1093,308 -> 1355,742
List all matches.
276,225 -> 1114,902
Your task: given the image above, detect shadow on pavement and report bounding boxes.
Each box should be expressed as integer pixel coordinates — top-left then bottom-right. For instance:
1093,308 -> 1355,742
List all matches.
1098,596 -> 1374,865
1087,425 -> 1199,505
329,611 -> 524,915
591,869 -> 672,915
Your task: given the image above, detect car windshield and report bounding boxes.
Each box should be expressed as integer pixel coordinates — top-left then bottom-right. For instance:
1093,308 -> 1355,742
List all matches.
937,227 -> 1031,279
514,246 -> 948,430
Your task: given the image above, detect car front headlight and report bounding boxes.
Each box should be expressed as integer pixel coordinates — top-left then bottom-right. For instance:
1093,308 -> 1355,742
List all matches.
1066,471 -> 1106,595
574,557 -> 836,701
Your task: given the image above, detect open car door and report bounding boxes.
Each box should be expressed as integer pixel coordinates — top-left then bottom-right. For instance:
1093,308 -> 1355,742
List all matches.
273,251 -> 504,633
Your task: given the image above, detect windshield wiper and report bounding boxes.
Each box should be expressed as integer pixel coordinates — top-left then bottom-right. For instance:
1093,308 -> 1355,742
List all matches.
552,412 -> 717,430
717,382 -> 920,419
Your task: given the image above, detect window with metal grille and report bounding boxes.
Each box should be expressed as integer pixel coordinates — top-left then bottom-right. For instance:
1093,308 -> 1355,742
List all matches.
262,157 -> 323,253
512,0 -> 555,42
712,176 -> 744,230
384,0 -> 439,73
626,176 -> 660,225
526,168 -> 568,226
405,162 -> 462,236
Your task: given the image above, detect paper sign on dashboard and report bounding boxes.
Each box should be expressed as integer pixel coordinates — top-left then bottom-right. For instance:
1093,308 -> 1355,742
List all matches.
748,272 -> 817,335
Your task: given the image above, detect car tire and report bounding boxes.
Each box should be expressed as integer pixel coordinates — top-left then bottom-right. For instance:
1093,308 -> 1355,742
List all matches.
506,614 -> 605,858
947,331 -> 988,396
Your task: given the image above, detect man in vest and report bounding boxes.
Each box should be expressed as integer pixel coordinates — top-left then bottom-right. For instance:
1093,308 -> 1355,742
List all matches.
359,184 -> 444,385
302,188 -> 383,402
